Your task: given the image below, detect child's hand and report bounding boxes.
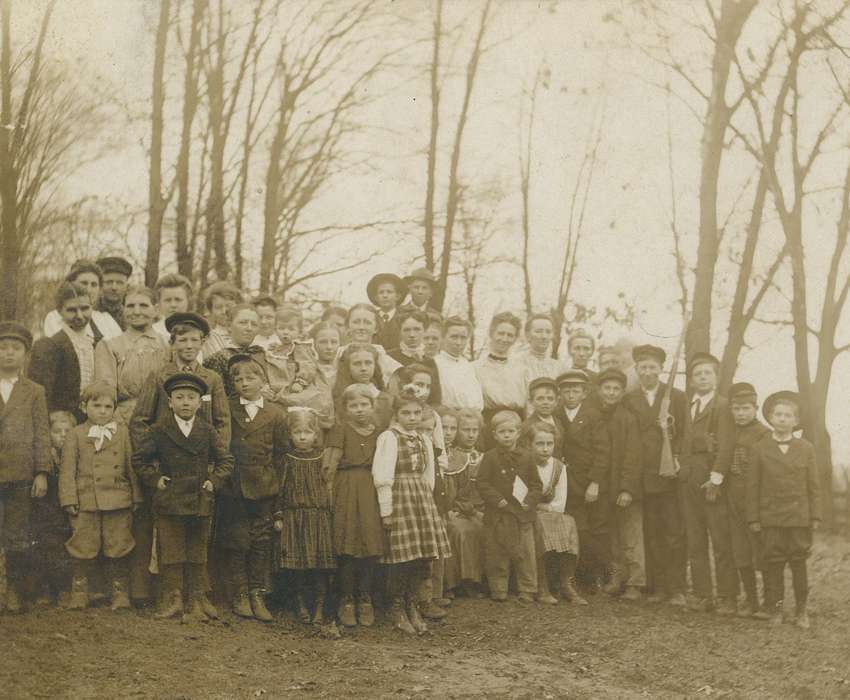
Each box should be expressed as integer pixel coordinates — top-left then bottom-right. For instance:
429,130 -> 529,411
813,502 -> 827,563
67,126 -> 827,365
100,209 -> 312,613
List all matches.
64,504 -> 79,516
381,515 -> 392,530
749,522 -> 761,533
202,479 -> 214,494
616,492 -> 632,508
31,473 -> 48,499
273,520 -> 284,532
584,482 -> 599,503
157,476 -> 171,491
497,499 -> 508,509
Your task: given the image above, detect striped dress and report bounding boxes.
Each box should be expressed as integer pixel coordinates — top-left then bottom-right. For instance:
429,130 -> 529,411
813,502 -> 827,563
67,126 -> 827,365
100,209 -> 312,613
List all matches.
276,449 -> 335,570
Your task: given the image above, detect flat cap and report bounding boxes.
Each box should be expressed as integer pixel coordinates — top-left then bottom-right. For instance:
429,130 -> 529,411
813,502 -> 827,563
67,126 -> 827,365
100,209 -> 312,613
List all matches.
729,382 -> 758,403
0,321 -> 33,350
96,256 -> 133,278
597,368 -> 627,387
687,351 -> 720,375
632,344 -> 666,365
528,376 -> 558,395
165,312 -> 210,338
556,369 -> 589,386
163,372 -> 208,396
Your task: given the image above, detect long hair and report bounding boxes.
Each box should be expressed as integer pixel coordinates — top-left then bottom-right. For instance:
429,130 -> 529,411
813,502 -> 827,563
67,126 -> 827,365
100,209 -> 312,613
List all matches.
333,342 -> 385,400
388,362 -> 441,406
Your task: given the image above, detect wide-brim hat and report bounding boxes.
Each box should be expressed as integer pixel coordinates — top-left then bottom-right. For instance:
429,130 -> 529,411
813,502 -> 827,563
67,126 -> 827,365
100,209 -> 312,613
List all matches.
596,368 -> 627,387
0,321 -> 33,351
366,273 -> 407,306
164,312 -> 210,338
632,344 -> 666,366
96,256 -> 133,278
403,267 -> 438,289
556,369 -> 589,387
164,372 -> 208,396
762,390 -> 802,426
687,351 -> 720,376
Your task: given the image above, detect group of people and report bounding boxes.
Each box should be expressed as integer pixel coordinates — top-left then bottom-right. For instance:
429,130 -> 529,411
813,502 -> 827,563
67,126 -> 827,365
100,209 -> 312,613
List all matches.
0,256 -> 822,635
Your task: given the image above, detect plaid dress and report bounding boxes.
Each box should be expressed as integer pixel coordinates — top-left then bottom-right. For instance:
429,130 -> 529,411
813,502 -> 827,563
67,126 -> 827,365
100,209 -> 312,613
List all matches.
382,429 -> 451,565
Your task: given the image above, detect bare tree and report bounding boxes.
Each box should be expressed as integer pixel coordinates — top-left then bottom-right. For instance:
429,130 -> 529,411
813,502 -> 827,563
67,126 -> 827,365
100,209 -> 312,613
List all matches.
422,0 -> 443,273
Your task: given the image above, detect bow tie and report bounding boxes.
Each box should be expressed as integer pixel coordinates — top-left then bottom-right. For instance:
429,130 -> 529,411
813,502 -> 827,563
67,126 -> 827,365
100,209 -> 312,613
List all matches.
488,354 -> 508,363
88,422 -> 117,452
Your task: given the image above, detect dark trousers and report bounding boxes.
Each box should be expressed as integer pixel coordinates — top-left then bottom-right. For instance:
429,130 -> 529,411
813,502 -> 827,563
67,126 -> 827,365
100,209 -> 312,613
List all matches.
568,494 -> 610,582
129,495 -> 154,601
682,480 -> 737,600
218,497 -> 274,593
0,481 -> 31,552
643,489 -> 686,595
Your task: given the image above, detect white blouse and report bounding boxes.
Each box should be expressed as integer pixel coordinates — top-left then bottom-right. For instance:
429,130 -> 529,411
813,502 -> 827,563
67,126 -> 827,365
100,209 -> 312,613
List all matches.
536,457 -> 568,514
372,424 -> 435,517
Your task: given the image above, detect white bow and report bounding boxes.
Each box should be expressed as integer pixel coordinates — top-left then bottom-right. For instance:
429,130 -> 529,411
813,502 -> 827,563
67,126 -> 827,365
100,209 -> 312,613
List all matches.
88,422 -> 117,452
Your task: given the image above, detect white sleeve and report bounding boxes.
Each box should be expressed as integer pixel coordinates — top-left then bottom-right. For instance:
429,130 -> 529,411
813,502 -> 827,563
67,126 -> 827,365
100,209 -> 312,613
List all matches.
432,414 -> 448,475
43,310 -> 62,338
552,462 -> 568,513
421,433 -> 436,491
372,430 -> 399,517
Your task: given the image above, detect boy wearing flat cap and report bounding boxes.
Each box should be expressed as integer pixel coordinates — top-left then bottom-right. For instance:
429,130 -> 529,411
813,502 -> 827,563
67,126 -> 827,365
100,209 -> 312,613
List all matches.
403,268 -> 440,313
747,391 -> 820,629
623,344 -> 688,606
367,273 -> 407,351
97,256 -> 133,331
680,352 -> 737,615
597,368 -> 644,600
132,372 -> 234,622
727,382 -> 770,616
0,322 -> 51,612
554,369 -> 611,592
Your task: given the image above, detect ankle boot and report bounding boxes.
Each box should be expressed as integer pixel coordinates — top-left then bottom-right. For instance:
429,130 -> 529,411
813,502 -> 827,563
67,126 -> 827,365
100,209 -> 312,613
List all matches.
249,589 -> 273,622
68,575 -> 89,610
156,589 -> 184,619
356,593 -> 374,627
182,565 -> 209,623
295,593 -> 311,624
110,577 -> 131,611
191,564 -> 218,619
420,599 -> 448,620
561,578 -> 588,606
602,564 -> 624,596
406,597 -> 428,635
391,596 -> 415,634
536,557 -> 557,604
230,554 -> 253,618
5,583 -> 22,613
312,577 -> 327,625
338,595 -> 357,627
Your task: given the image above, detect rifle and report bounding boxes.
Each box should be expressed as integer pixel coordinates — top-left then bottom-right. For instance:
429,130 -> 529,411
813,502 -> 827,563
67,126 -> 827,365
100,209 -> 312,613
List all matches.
658,313 -> 689,478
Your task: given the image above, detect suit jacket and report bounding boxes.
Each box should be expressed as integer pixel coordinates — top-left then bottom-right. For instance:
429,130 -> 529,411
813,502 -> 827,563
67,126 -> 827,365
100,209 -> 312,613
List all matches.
129,362 -> 231,450
132,413 -> 234,517
727,419 -> 771,512
475,446 -> 543,525
28,331 -> 89,420
623,383 -> 687,495
226,398 -> 289,500
374,314 -> 402,351
746,436 -> 821,527
0,376 -> 51,483
59,422 -> 141,511
680,394 -> 734,485
555,401 -> 611,493
601,402 -> 643,501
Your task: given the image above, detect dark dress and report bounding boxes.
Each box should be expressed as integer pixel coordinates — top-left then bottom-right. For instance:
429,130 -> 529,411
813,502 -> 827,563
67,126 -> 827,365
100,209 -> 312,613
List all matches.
327,423 -> 384,558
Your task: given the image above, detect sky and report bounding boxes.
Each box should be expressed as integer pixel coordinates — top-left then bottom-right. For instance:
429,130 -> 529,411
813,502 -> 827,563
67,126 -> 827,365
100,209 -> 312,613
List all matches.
11,0 -> 850,474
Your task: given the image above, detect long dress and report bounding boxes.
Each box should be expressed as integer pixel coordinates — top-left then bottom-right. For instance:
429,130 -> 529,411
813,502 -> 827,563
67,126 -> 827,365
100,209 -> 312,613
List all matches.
444,446 -> 485,587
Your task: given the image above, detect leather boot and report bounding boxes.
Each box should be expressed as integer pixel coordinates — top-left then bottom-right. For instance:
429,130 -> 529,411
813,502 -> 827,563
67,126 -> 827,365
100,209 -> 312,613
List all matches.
231,553 -> 253,618
68,575 -> 89,610
356,593 -> 374,627
155,590 -> 184,619
391,596 -> 415,634
182,565 -> 209,623
561,578 -> 588,606
190,564 -> 218,620
406,597 -> 428,635
602,564 -> 624,596
249,589 -> 273,622
536,556 -> 557,605
338,595 -> 357,627
109,558 -> 131,611
295,593 -> 311,624
420,599 -> 448,619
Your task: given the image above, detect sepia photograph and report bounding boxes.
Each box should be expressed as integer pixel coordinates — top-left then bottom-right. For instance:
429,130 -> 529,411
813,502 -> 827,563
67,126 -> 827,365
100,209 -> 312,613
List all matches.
1,0 -> 849,697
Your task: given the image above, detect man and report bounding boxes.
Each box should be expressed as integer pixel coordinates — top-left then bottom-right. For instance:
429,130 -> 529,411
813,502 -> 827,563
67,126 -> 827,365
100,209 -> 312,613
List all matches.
680,352 -> 737,615
554,369 -> 611,591
367,272 -> 407,350
96,256 -> 133,330
622,344 -> 687,606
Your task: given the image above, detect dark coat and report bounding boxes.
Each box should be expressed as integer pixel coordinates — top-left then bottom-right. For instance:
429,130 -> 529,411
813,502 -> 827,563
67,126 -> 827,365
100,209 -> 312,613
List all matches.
28,330 -> 96,421
132,413 -> 234,517
475,446 -> 542,525
727,419 -> 771,512
0,377 -> 51,483
374,314 -> 402,352
623,383 -> 688,495
601,402 -> 643,501
680,394 -> 734,485
746,436 -> 821,527
226,398 -> 289,500
554,401 -> 611,492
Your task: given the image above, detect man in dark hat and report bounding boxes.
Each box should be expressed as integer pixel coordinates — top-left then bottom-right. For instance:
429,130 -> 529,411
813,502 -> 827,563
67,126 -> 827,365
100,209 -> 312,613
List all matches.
367,272 -> 407,350
132,371 -> 234,622
554,369 -> 611,593
680,351 -> 737,615
97,256 -> 133,330
403,267 -> 440,313
622,344 -> 688,606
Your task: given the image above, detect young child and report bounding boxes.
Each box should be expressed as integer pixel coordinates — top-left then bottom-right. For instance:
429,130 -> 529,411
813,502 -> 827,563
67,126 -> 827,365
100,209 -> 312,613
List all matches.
30,410 -> 76,606
252,296 -> 280,350
133,372 -> 234,622
444,409 -> 485,598
0,322 -> 51,612
333,343 -> 393,430
372,389 -> 451,634
220,354 -> 289,622
747,391 -> 821,629
59,380 -> 141,611
521,377 -> 563,451
475,410 -> 542,603
311,322 -> 342,388
528,423 -> 583,605
727,382 -> 771,617
274,408 -> 335,626
323,384 -> 385,628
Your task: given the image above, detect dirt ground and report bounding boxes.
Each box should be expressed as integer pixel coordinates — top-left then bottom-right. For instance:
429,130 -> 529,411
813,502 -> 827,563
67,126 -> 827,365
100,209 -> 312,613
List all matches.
3,534 -> 850,700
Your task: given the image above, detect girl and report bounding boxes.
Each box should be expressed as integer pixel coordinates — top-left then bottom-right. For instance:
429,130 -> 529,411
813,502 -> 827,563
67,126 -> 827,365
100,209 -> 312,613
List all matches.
311,322 -> 342,387
94,286 -> 169,424
274,408 -> 335,626
333,343 -> 393,430
321,305 -> 349,335
527,423 -> 583,605
323,384 -> 385,627
423,312 -> 444,360
340,304 -> 400,385
372,389 -> 451,635
443,409 -> 486,598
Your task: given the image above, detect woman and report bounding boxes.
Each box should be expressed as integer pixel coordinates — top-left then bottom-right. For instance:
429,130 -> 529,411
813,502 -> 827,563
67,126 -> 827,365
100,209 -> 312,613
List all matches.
203,303 -> 265,397
334,303 -> 401,386
474,311 -> 528,428
43,259 -> 123,341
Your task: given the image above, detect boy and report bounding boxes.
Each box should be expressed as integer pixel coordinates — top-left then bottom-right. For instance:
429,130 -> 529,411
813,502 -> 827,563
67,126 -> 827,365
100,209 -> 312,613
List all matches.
59,380 -> 141,611
566,329 -> 596,380
596,368 -> 644,600
680,352 -> 737,614
521,377 -> 563,450
727,382 -> 771,617
597,346 -> 621,373
152,274 -> 193,343
433,316 -> 484,412
96,256 -> 133,330
0,322 -> 51,612
747,391 -> 820,628
475,410 -> 542,603
403,267 -> 439,313
220,354 -> 288,622
252,296 -> 280,350
555,369 -> 611,591
133,372 -> 234,622
367,272 -> 407,350
200,281 -> 243,358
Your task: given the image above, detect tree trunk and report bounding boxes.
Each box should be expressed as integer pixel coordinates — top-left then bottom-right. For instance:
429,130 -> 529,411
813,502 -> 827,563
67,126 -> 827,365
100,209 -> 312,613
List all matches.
260,94 -> 288,293
0,0 -> 17,320
423,0 -> 442,273
145,0 -> 171,287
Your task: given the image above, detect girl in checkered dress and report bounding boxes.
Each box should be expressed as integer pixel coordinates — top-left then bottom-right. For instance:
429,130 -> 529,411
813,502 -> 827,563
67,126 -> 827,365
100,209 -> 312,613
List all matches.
372,389 -> 450,635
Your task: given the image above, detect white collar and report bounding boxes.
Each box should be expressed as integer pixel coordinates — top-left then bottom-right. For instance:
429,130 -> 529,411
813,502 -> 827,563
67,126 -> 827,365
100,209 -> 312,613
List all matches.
693,391 -> 715,409
565,404 -> 581,420
0,375 -> 19,386
240,396 -> 264,408
88,421 -> 118,451
439,350 -> 463,363
399,342 -> 425,358
175,414 -> 195,431
64,323 -> 94,340
378,308 -> 396,320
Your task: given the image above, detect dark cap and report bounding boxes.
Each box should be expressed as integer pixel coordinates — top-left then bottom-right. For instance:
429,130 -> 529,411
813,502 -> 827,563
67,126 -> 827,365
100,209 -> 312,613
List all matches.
227,352 -> 267,378
556,369 -> 589,387
0,321 -> 33,350
762,390 -> 801,424
165,312 -> 210,338
632,344 -> 666,365
164,372 -> 208,396
528,376 -> 558,396
366,273 -> 407,306
687,352 -> 720,376
597,368 -> 627,387
729,382 -> 758,404
404,267 -> 438,288
96,256 -> 133,278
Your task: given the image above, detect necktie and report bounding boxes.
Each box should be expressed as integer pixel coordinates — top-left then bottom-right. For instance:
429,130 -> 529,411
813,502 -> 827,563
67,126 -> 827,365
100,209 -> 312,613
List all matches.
691,399 -> 700,420
381,312 -> 390,324
88,422 -> 117,452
